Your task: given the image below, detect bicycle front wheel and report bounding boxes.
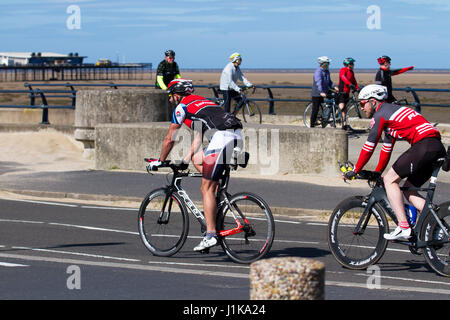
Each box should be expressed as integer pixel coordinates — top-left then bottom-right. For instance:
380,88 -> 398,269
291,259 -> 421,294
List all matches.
327,196 -> 389,269
242,101 -> 262,124
421,201 -> 450,277
217,192 -> 275,264
138,188 -> 189,257
346,103 -> 370,132
303,102 -> 324,128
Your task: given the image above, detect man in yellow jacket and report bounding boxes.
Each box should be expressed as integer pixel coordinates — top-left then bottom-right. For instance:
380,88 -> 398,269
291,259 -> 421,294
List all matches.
155,50 -> 181,90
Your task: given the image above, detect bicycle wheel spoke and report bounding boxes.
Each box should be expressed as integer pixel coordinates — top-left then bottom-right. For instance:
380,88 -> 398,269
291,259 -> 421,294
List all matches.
138,189 -> 188,256
328,197 -> 388,269
219,193 -> 274,263
423,209 -> 450,276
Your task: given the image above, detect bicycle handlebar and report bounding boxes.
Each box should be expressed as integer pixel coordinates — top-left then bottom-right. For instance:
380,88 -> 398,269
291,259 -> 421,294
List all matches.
144,158 -> 187,173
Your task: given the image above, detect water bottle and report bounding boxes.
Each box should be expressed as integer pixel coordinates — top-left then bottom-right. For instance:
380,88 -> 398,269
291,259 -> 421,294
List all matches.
404,204 -> 417,226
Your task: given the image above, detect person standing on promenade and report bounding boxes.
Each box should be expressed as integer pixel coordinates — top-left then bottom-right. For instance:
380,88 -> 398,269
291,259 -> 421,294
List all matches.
155,50 -> 181,90
219,52 -> 254,113
375,55 -> 414,103
338,57 -> 359,130
310,56 -> 338,127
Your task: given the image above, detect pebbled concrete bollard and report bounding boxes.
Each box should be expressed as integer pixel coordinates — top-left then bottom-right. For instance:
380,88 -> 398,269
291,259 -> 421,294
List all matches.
74,89 -> 170,158
250,257 -> 325,300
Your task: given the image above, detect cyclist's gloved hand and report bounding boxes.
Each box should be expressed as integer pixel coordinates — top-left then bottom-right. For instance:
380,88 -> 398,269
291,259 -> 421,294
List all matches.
344,170 -> 357,180
146,158 -> 162,172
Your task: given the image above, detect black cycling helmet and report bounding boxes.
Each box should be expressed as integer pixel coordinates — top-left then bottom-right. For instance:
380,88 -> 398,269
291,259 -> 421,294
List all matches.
377,55 -> 391,65
343,57 -> 355,66
167,79 -> 194,95
165,50 -> 175,58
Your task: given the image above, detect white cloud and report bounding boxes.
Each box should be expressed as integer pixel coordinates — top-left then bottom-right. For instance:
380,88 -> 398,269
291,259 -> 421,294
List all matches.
262,3 -> 364,13
393,0 -> 450,11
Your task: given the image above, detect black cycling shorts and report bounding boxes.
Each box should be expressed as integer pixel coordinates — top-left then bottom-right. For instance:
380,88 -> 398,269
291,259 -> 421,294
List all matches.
336,92 -> 350,105
392,137 -> 446,187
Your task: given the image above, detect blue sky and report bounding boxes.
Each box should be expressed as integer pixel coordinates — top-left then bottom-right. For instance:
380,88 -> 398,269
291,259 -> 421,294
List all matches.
2,0 -> 450,68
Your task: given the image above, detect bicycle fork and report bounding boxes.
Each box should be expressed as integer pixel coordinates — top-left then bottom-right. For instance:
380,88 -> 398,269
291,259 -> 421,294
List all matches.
219,196 -> 254,242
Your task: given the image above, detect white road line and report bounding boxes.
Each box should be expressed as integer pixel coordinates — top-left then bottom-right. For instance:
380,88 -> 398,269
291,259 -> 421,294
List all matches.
0,262 -> 29,267
48,222 -> 139,235
1,252 -> 449,296
0,197 -> 136,211
326,280 -> 450,296
357,273 -> 450,287
12,246 -> 140,262
0,253 -> 248,279
147,260 -> 250,269
80,205 -> 137,211
1,198 -> 78,207
0,219 -> 44,224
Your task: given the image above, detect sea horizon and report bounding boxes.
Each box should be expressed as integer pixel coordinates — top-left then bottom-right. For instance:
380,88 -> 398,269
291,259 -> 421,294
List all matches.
179,68 -> 450,74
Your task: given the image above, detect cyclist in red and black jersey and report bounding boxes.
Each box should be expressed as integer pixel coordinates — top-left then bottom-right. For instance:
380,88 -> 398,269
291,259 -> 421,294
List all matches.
344,84 -> 446,241
375,55 -> 414,103
147,79 -> 243,252
338,57 -> 359,130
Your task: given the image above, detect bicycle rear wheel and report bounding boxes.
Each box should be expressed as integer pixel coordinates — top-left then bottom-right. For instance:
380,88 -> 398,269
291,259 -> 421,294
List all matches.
138,188 -> 189,257
217,192 -> 274,264
421,201 -> 450,277
242,101 -> 262,124
346,103 -> 370,132
303,102 -> 324,128
327,196 -> 389,269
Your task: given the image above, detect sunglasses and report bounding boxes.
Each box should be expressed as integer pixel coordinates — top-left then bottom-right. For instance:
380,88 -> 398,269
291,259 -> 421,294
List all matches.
359,100 -> 368,108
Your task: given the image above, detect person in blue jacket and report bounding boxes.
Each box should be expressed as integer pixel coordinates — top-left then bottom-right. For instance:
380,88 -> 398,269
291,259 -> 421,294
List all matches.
310,56 -> 338,127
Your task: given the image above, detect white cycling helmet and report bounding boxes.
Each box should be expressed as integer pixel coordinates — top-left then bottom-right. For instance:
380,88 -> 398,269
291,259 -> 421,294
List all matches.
358,84 -> 388,101
318,56 -> 331,64
230,52 -> 242,62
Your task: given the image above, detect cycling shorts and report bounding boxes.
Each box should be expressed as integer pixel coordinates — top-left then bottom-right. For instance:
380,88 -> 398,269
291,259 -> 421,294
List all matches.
392,137 -> 446,187
202,130 -> 243,181
336,92 -> 350,105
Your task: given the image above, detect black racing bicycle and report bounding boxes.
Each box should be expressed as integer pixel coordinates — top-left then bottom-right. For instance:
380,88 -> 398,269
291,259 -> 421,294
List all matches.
327,156 -> 450,277
138,151 -> 275,264
303,90 -> 342,128
218,87 -> 262,124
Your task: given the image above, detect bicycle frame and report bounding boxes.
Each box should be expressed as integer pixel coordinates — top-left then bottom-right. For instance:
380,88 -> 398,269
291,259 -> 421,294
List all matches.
160,167 -> 248,238
354,161 -> 450,248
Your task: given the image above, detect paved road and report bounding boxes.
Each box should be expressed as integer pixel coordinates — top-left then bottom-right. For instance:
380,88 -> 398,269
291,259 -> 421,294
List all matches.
1,198 -> 449,300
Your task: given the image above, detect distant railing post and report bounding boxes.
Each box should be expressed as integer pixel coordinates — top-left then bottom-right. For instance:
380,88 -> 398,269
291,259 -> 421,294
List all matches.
37,90 -> 50,124
405,86 -> 422,113
265,86 -> 275,115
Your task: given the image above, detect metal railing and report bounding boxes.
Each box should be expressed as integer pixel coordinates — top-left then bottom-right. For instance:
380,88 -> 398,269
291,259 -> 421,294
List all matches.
0,82 -> 449,124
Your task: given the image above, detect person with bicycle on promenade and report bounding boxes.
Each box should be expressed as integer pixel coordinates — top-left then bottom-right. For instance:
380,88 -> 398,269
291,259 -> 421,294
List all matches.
155,50 -> 181,90
146,79 -> 243,251
343,84 -> 445,240
219,52 -> 255,113
338,57 -> 359,130
375,55 -> 414,103
310,56 -> 338,127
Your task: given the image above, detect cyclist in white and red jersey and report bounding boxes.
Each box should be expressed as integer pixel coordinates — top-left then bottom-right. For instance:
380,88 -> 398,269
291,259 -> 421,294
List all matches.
147,79 -> 243,251
344,84 -> 446,240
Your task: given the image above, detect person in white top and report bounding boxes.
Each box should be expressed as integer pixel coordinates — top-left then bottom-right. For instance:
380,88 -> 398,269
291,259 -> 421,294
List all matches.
219,52 -> 254,113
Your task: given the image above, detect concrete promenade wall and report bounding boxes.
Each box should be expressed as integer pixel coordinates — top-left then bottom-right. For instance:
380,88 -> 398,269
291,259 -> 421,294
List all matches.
95,122 -> 348,176
74,89 -> 170,156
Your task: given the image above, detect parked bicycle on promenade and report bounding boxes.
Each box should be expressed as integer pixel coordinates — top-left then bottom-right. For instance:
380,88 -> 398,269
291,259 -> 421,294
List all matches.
327,157 -> 450,277
303,90 -> 342,128
218,87 -> 262,124
344,90 -> 370,132
304,89 -> 369,131
138,150 -> 275,264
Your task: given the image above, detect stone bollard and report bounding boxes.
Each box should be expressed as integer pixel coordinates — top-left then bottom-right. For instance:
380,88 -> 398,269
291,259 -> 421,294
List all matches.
250,257 -> 325,300
74,89 -> 170,158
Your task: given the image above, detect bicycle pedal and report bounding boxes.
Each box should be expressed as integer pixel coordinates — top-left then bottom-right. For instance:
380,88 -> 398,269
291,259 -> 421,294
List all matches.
198,248 -> 210,254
